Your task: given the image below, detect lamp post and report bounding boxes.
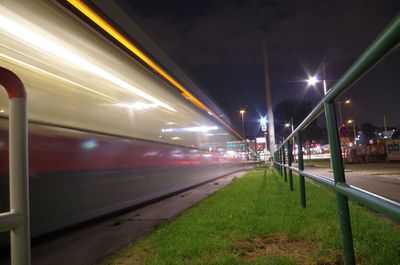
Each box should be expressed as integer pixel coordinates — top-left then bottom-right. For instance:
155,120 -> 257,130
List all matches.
240,109 -> 246,139
285,117 -> 294,132
307,63 -> 329,95
260,116 -> 268,161
337,99 -> 351,125
347,119 -> 357,144
307,76 -> 328,95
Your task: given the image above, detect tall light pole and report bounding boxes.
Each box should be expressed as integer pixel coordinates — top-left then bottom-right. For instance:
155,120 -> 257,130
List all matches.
285,117 -> 294,132
260,116 -> 268,160
337,99 -> 351,125
240,109 -> 246,139
262,33 -> 276,155
285,117 -> 295,154
322,62 -> 327,95
347,119 -> 357,144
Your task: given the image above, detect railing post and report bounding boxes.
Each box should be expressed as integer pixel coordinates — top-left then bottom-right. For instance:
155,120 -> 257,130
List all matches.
278,150 -> 281,175
280,149 -> 283,176
277,150 -> 281,176
0,67 -> 30,265
282,145 -> 287,182
325,101 -> 355,265
297,132 -> 306,208
287,141 -> 293,191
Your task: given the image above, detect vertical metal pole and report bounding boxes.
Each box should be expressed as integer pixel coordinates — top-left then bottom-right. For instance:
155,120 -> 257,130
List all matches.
280,149 -> 283,176
261,33 -> 276,155
0,67 -> 30,265
287,141 -> 293,191
297,132 -> 306,208
10,99 -> 30,265
282,145 -> 287,182
338,101 -> 343,125
240,112 -> 246,139
322,62 -> 328,95
278,149 -> 282,176
278,150 -> 281,175
325,102 -> 355,265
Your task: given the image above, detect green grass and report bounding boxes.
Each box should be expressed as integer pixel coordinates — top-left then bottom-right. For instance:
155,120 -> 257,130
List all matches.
103,169 -> 400,265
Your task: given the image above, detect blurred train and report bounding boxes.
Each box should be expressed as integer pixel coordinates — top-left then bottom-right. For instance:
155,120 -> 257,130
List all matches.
0,0 -> 243,243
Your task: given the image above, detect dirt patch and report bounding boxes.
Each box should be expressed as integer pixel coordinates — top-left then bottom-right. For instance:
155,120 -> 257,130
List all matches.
232,234 -> 343,265
103,240 -> 157,265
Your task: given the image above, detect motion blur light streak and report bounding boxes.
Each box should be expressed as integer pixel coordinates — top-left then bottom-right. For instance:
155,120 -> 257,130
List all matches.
0,9 -> 175,111
0,52 -> 118,102
0,1 -> 243,248
184,126 -> 218,132
112,102 -> 158,110
65,0 -> 206,109
66,0 -> 242,139
161,125 -> 218,133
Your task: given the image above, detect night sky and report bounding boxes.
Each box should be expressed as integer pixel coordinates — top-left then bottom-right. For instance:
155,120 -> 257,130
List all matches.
118,0 -> 400,138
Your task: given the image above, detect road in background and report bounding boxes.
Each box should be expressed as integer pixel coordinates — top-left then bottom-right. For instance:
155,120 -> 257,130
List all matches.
303,162 -> 400,202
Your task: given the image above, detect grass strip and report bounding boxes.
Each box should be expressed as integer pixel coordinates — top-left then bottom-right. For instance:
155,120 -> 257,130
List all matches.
103,169 -> 400,265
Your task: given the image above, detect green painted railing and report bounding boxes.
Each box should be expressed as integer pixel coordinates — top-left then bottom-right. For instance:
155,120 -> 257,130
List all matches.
273,13 -> 400,265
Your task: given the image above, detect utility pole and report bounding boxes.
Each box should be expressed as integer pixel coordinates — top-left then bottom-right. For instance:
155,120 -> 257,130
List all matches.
240,110 -> 246,139
384,114 -> 387,131
261,32 -> 276,156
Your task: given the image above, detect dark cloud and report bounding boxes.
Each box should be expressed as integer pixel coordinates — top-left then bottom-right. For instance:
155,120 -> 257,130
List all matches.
119,0 -> 400,135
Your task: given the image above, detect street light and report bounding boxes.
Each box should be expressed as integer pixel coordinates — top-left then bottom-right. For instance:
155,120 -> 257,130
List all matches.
240,109 -> 246,139
260,116 -> 267,126
337,99 -> 351,125
347,119 -> 356,144
285,117 -> 294,132
307,76 -> 318,86
307,75 -> 328,95
306,63 -> 329,95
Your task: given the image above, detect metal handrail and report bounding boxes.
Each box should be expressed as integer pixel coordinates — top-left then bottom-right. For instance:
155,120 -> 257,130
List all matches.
0,67 -> 30,265
273,13 -> 400,265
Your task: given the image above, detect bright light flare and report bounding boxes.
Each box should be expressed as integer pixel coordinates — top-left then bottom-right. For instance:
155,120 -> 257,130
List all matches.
260,117 -> 267,125
307,76 -> 319,86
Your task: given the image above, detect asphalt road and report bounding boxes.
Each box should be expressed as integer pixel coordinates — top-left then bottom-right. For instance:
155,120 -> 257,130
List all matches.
302,162 -> 400,202
0,170 -> 248,265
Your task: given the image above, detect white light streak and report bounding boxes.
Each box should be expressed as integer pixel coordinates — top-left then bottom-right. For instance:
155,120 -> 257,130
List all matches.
0,10 -> 175,111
